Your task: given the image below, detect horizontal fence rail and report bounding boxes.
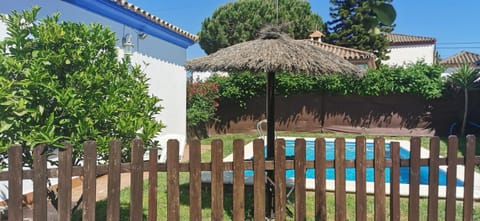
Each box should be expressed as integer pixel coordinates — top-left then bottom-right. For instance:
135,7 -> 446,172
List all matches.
0,135 -> 478,220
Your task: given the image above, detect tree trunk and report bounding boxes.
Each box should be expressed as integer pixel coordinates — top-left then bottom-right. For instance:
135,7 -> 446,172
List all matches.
460,88 -> 468,136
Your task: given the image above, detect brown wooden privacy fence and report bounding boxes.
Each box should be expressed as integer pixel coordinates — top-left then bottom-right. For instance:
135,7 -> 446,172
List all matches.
0,136 -> 479,220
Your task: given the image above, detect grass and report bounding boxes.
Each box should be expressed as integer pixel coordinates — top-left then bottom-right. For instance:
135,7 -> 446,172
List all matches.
72,132 -> 480,220
72,173 -> 480,220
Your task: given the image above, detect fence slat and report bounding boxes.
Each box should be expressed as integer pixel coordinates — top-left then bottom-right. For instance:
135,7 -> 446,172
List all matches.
374,137 -> 385,221
167,140 -> 180,221
130,139 -> 144,221
8,145 -> 23,221
463,135 -> 475,221
253,139 -> 265,221
107,140 -> 121,221
295,139 -> 306,221
58,143 -> 72,221
408,137 -> 421,221
335,138 -> 346,221
427,137 -> 440,221
390,142 -> 400,221
274,139 -> 286,221
148,147 -> 158,221
189,140 -> 202,221
33,144 -> 47,221
446,136 -> 458,221
83,141 -> 97,221
232,139 -> 245,221
315,138 -> 327,220
356,136 -> 367,221
211,139 -> 224,221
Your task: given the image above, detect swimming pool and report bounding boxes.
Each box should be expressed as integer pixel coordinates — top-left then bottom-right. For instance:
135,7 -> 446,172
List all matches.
245,139 -> 464,186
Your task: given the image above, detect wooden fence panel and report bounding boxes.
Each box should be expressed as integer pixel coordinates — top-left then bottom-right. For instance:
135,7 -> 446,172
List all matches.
107,140 -> 121,221
355,136 -> 367,221
315,138 -> 327,220
390,142 -> 400,221
427,137 -> 440,221
189,140 -> 202,221
211,139 -> 224,221
33,144 -> 47,221
408,137 -> 421,221
83,141 -> 97,221
445,136 -> 458,221
374,137 -> 385,221
3,135 -> 480,221
253,139 -> 265,221
295,139 -> 306,221
58,143 -> 72,221
335,138 -> 346,221
463,135 -> 475,221
233,139 -> 245,221
8,145 -> 23,221
130,139 -> 144,221
274,139 -> 286,221
167,140 -> 180,221
148,147 -> 158,221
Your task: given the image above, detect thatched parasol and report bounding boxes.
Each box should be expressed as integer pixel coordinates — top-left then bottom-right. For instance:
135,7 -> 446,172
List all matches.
185,29 -> 363,75
185,26 -> 364,217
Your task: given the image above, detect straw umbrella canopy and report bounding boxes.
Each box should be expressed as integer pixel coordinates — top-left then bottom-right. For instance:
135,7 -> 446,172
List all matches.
185,26 -> 364,217
185,27 -> 363,155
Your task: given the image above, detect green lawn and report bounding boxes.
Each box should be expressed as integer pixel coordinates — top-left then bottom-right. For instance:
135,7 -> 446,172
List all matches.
72,132 -> 480,220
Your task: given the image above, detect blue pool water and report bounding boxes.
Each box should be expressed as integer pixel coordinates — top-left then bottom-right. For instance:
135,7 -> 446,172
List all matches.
245,139 -> 464,186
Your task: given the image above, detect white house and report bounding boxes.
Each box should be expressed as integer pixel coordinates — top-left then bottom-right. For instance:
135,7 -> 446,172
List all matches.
439,51 -> 480,77
0,0 -> 198,158
383,33 -> 436,66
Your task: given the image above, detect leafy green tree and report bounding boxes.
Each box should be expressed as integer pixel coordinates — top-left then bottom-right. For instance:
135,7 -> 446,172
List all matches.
325,0 -> 395,63
0,7 -> 164,165
447,64 -> 480,136
198,0 -> 323,54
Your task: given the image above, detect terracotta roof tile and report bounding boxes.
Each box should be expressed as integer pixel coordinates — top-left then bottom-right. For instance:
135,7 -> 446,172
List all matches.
309,30 -> 324,38
111,0 -> 198,42
302,40 -> 376,60
385,33 -> 436,46
439,51 -> 480,66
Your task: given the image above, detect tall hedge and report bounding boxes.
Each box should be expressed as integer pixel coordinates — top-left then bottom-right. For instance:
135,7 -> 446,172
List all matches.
205,62 -> 445,108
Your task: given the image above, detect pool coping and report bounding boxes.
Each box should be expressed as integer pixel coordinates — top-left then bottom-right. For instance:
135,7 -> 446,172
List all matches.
205,137 -> 480,200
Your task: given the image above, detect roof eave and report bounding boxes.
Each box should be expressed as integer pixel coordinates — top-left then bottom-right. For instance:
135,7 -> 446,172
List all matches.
389,40 -> 436,46
62,0 -> 197,49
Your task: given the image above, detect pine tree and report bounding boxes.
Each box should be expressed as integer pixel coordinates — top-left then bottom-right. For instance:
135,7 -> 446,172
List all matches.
199,0 -> 323,54
325,0 -> 395,63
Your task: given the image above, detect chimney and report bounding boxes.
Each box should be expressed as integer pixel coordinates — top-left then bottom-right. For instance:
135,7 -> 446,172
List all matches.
309,30 -> 324,42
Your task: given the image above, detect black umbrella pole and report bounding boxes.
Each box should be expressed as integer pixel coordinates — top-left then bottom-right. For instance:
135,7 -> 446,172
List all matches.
266,71 -> 275,218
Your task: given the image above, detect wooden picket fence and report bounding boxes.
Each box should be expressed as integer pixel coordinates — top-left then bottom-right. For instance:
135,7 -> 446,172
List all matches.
0,135 -> 478,220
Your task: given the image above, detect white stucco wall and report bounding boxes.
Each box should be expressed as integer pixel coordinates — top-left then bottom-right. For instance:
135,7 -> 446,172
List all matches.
0,1 -> 188,149
383,44 -> 435,66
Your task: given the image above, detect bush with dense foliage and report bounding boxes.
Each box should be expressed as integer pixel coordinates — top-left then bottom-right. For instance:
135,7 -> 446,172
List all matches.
203,63 -> 445,109
187,80 -> 219,129
0,7 -> 163,164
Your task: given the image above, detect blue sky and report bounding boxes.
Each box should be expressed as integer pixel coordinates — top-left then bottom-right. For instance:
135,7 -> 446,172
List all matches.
129,0 -> 480,60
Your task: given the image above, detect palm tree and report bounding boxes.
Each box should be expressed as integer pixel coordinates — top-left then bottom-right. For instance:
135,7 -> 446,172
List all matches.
448,64 -> 480,136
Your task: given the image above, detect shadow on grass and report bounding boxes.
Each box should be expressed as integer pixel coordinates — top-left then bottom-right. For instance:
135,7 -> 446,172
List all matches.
439,136 -> 480,157
71,199 -> 146,221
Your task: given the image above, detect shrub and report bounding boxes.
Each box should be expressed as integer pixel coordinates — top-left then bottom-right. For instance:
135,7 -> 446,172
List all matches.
187,80 -> 219,131
0,7 -> 163,165
206,62 -> 446,108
